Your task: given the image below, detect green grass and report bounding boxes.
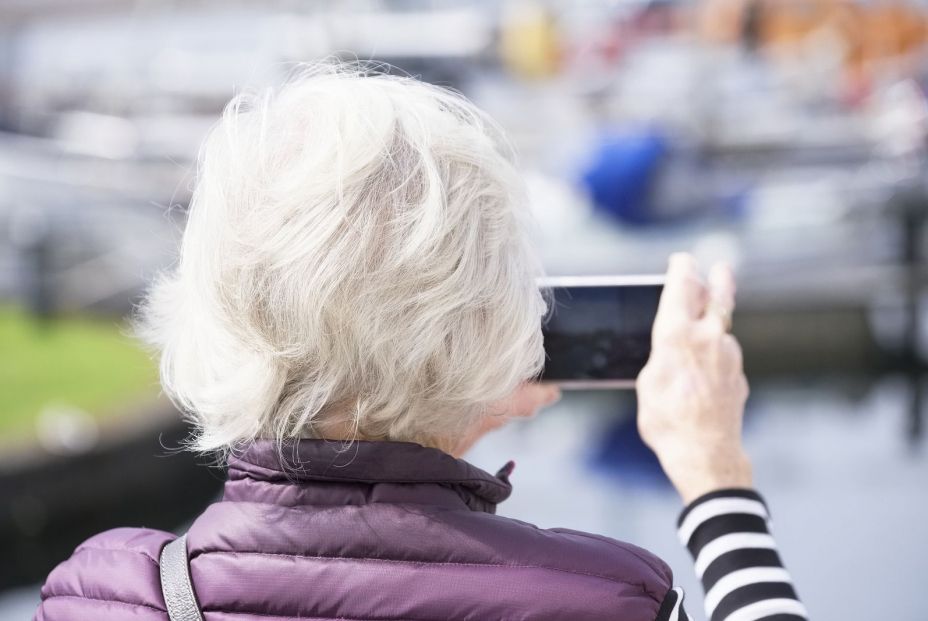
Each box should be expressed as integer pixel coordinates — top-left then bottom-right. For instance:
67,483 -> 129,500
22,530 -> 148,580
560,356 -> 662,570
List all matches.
0,306 -> 159,441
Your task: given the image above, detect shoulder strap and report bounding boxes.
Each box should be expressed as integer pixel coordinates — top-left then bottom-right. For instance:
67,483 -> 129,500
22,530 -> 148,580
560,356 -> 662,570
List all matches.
159,534 -> 205,621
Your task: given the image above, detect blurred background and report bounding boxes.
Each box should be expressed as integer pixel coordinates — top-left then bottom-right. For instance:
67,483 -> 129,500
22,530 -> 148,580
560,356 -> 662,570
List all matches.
1,0 -> 927,619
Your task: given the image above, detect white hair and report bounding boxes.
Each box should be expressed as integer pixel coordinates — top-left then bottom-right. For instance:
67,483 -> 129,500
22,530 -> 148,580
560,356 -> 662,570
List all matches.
137,63 -> 549,453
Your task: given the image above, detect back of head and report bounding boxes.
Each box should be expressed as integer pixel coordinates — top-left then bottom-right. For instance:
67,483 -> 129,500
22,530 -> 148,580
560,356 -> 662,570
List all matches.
137,62 -> 548,454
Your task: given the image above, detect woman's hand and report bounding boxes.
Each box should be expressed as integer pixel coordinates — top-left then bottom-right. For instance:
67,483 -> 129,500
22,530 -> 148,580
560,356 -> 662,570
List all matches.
636,253 -> 753,504
452,383 -> 561,457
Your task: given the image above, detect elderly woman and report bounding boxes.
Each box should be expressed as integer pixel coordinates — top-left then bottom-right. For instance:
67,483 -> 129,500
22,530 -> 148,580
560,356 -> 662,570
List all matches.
35,66 -> 805,621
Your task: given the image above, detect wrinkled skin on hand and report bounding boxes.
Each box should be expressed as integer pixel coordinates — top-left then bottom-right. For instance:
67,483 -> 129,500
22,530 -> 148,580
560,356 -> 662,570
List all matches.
637,253 -> 753,504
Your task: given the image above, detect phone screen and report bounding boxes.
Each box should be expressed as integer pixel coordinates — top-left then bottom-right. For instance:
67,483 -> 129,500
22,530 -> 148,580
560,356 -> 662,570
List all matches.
540,283 -> 663,386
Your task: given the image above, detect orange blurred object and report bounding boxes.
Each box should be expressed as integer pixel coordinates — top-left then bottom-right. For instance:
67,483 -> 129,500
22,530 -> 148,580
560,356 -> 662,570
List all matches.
698,0 -> 928,80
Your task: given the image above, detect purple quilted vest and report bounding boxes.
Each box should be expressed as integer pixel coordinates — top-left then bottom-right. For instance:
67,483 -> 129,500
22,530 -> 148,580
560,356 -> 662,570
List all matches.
36,439 -> 673,620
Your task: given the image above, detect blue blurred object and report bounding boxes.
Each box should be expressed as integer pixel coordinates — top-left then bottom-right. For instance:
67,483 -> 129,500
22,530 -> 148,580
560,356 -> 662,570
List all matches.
581,127 -> 669,225
588,407 -> 671,490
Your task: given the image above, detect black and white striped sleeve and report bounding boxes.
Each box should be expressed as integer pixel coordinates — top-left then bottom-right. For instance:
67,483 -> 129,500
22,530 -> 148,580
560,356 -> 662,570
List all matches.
654,489 -> 807,621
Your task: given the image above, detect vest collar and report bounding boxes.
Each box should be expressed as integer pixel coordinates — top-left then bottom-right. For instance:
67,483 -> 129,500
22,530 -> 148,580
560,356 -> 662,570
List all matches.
226,438 -> 514,513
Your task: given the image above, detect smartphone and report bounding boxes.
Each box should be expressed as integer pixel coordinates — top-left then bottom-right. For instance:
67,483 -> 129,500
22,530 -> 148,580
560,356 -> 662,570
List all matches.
538,275 -> 664,389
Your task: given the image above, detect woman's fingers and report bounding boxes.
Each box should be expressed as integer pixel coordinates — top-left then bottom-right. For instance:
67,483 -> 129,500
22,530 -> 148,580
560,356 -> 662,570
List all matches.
511,382 -> 561,418
653,253 -> 708,342
488,382 -> 560,419
637,255 -> 753,503
700,262 -> 736,334
708,261 -> 736,311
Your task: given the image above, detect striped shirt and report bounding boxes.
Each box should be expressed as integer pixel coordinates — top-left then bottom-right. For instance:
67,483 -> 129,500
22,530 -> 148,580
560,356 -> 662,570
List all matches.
655,489 -> 807,621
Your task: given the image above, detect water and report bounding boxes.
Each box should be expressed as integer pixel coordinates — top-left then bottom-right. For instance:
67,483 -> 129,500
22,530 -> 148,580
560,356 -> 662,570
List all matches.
0,586 -> 40,621
5,379 -> 925,620
467,378 -> 928,621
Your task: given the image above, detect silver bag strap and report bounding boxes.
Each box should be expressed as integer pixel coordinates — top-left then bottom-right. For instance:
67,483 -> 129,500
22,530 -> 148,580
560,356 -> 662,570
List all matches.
159,534 -> 204,621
